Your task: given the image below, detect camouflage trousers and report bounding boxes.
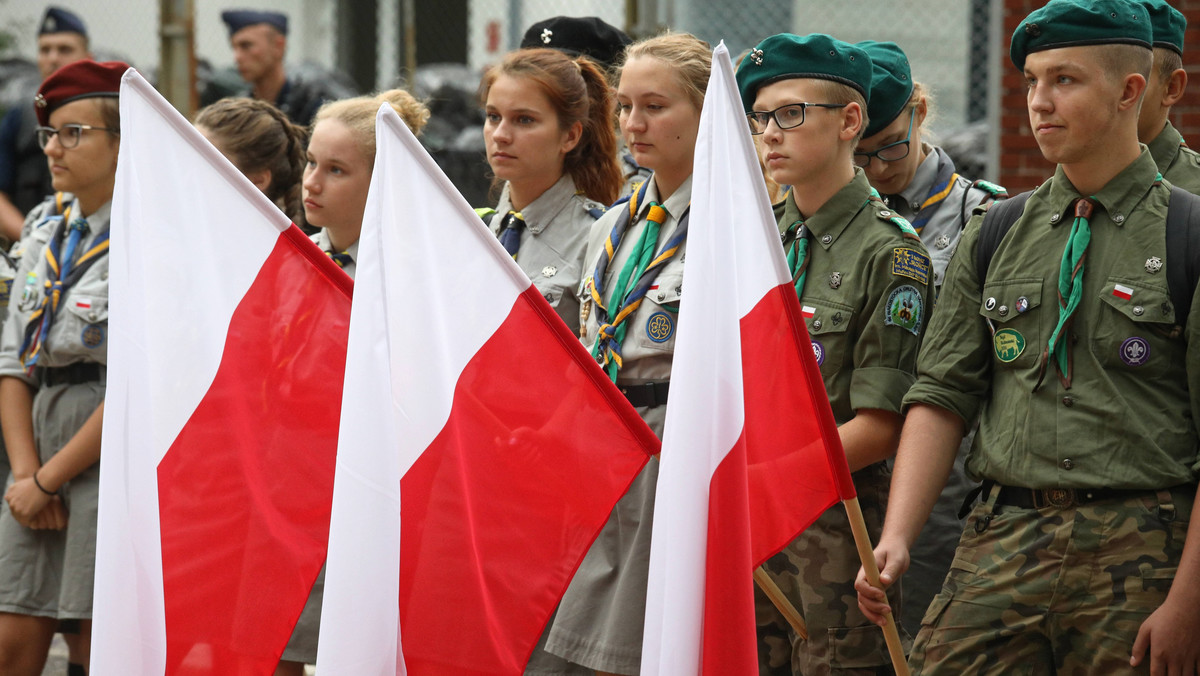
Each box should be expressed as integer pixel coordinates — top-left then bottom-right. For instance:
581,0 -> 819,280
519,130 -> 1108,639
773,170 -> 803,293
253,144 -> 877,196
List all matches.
910,483 -> 1194,675
757,462 -> 908,676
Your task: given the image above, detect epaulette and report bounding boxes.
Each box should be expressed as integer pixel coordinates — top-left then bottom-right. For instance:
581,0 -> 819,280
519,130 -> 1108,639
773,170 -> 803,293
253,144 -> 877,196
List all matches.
971,179 -> 1009,199
474,207 -> 497,226
868,189 -> 921,240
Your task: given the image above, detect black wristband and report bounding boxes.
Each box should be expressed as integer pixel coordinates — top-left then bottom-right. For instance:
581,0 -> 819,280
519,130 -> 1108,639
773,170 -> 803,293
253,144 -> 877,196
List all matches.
32,470 -> 56,496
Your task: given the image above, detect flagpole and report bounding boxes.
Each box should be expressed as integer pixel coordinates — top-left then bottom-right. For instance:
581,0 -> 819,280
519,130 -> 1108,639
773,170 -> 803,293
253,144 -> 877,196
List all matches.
753,566 -> 808,640
843,497 -> 911,676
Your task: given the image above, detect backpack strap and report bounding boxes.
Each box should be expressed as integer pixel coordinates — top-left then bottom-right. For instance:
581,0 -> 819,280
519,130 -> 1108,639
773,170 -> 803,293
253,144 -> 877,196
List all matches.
975,190 -> 1034,286
1166,186 -> 1200,324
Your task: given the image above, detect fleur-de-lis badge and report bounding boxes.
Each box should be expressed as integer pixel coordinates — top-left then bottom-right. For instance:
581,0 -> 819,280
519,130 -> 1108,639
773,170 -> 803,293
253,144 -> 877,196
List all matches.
541,28 -> 553,44
750,48 -> 764,66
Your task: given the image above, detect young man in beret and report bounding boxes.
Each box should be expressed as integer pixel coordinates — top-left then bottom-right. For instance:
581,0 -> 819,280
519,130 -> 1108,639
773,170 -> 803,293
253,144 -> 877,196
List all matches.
0,6 -> 91,243
737,33 -> 931,676
856,0 -> 1200,673
1137,0 -> 1200,193
221,9 -> 328,127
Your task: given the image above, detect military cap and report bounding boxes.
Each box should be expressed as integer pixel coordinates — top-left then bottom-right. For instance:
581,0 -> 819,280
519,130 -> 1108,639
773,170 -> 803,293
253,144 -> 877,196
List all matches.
519,16 -> 632,68
1011,0 -> 1152,71
858,41 -> 913,138
34,60 -> 127,126
735,33 -> 872,113
1139,0 -> 1186,54
221,9 -> 289,38
39,6 -> 88,37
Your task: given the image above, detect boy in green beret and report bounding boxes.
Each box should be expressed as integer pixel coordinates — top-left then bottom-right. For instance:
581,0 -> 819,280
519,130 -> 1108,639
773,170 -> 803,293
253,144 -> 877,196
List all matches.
736,33 -> 931,676
855,0 -> 1200,673
1137,0 -> 1200,192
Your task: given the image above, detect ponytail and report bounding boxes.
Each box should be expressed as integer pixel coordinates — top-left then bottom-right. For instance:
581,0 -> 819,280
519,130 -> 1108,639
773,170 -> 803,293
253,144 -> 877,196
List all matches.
566,56 -> 621,205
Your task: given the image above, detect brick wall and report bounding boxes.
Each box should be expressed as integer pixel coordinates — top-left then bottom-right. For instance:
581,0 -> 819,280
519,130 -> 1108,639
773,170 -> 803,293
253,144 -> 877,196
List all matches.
998,0 -> 1200,192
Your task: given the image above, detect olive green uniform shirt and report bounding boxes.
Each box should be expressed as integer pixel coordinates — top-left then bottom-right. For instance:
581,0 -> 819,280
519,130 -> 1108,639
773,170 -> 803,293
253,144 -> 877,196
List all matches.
1148,120 -> 1200,194
905,149 -> 1200,489
777,169 -> 934,425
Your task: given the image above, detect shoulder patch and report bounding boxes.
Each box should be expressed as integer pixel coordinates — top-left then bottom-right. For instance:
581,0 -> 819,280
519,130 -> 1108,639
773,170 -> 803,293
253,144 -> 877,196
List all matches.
971,179 -> 1009,198
884,285 -> 924,336
891,247 -> 931,285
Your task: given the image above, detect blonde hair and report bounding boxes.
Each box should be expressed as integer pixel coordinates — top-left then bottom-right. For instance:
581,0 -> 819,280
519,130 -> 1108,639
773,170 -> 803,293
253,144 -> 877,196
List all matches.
621,32 -> 712,110
312,89 -> 431,162
812,79 -> 869,142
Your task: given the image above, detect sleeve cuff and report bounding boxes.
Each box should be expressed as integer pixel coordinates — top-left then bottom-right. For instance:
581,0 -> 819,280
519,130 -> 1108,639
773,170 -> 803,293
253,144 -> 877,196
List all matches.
849,366 -> 915,415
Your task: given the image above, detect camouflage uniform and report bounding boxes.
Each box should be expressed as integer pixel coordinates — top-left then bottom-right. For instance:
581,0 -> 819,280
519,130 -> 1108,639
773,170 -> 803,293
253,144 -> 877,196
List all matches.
903,151 -> 1200,674
758,170 -> 930,676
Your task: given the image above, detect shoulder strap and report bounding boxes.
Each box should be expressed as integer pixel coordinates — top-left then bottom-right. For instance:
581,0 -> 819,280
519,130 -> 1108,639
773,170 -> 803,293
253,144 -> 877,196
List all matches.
1166,186 -> 1200,323
976,190 -> 1034,287
474,207 -> 497,226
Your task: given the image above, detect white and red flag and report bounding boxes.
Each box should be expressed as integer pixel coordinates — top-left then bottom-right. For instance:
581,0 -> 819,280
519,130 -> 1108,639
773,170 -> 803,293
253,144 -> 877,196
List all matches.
639,43 -> 857,675
93,70 -> 352,674
315,105 -> 659,674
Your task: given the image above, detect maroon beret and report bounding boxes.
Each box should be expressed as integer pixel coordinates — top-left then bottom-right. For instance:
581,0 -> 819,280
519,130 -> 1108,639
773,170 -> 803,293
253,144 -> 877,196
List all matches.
34,60 -> 128,126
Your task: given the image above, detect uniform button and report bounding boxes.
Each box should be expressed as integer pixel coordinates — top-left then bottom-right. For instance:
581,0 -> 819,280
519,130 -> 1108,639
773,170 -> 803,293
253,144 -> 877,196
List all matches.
880,210 -> 892,218
1132,305 -> 1144,316
1050,213 -> 1060,223
88,311 -> 97,322
998,305 -> 1009,316
1061,458 -> 1074,470
1113,213 -> 1125,224
657,292 -> 665,301
812,319 -> 823,330
821,234 -> 833,245
1062,396 -> 1074,407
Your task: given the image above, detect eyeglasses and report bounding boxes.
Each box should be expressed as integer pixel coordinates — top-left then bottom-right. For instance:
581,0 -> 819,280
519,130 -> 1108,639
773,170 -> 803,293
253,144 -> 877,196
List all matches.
746,102 -> 848,135
36,124 -> 120,150
853,108 -> 915,168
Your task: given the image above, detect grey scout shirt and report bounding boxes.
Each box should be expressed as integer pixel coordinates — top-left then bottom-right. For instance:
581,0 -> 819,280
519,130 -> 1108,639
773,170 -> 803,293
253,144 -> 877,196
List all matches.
906,149 -> 1200,490
1148,121 -> 1200,195
311,229 -> 358,280
884,144 -> 999,289
0,198 -> 111,385
491,174 -> 603,334
777,169 -> 934,426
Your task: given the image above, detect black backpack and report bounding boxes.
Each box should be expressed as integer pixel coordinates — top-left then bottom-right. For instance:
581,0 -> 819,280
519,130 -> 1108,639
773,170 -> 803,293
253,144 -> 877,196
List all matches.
976,186 -> 1200,323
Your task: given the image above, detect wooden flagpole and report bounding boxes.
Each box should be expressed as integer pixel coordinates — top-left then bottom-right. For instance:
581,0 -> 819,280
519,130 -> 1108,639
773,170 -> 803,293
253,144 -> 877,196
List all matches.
843,496 -> 910,676
753,566 -> 808,640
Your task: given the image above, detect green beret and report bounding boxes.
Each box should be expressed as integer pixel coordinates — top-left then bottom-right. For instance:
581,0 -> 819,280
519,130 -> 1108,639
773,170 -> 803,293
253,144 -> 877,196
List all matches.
1139,0 -> 1185,54
735,33 -> 872,112
1011,0 -> 1153,71
858,41 -> 913,138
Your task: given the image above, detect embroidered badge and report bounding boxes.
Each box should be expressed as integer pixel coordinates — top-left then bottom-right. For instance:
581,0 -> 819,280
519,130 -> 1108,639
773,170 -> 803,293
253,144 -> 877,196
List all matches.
1145,257 -> 1162,274
993,328 -> 1025,363
1120,336 -> 1149,366
19,272 -> 38,311
1112,283 -> 1133,300
0,278 -> 11,305
884,285 -> 923,335
891,248 -> 930,285
811,340 -> 825,366
646,311 -> 674,343
81,324 -> 105,349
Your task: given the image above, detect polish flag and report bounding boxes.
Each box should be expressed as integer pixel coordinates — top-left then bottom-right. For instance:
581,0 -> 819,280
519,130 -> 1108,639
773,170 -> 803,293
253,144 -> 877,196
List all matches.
93,70 -> 352,674
315,105 -> 659,674
640,43 -> 857,675
1112,283 -> 1133,300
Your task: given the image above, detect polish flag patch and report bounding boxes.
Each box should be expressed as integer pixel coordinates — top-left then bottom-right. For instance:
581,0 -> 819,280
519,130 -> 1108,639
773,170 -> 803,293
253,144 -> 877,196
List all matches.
801,305 -> 816,318
1112,283 -> 1133,300
74,298 -> 92,310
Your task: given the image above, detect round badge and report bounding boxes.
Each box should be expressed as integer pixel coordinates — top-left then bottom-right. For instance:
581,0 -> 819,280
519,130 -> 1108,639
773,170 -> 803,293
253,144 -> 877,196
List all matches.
646,311 -> 674,343
81,324 -> 105,349
811,340 -> 825,366
1120,336 -> 1149,366
993,328 -> 1025,363
1016,296 -> 1029,313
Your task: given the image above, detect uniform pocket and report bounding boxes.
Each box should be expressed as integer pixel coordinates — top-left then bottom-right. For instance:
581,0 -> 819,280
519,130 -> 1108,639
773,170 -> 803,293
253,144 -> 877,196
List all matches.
1090,278 -> 1180,378
631,271 -> 682,355
801,297 -> 854,379
979,277 -> 1043,369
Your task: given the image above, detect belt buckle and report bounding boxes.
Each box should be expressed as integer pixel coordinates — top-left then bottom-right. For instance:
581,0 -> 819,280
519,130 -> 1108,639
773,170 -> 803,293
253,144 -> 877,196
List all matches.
1042,488 -> 1076,508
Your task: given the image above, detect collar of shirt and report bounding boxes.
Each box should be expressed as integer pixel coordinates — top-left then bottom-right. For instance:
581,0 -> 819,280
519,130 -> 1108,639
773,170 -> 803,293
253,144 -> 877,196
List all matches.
795,168 -> 873,251
1147,120 -> 1183,174
495,174 -> 579,235
894,142 -> 942,215
311,228 -> 359,259
632,173 -> 693,224
72,199 -> 112,240
1046,148 -> 1161,229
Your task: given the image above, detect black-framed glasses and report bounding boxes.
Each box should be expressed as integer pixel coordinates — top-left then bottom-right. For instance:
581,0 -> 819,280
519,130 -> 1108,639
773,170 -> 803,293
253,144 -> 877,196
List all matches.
746,102 -> 848,135
853,108 -> 915,167
36,124 -> 120,150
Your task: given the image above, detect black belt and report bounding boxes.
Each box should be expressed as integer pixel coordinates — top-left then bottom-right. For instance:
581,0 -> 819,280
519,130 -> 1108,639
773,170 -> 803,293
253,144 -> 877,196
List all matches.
993,485 -> 1149,510
38,363 -> 102,388
620,380 -> 670,408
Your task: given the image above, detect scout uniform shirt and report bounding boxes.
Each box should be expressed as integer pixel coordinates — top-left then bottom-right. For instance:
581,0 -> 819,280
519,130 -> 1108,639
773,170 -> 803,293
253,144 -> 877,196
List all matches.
490,174 -> 603,334
778,169 -> 934,426
1147,120 -> 1200,194
0,197 -> 110,384
906,149 -> 1200,490
881,144 -> 1003,289
311,229 -> 358,280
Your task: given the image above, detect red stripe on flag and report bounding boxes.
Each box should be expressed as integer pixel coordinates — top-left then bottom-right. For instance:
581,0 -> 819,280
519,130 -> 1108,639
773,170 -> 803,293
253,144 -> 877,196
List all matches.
399,285 -> 657,675
157,227 -> 352,675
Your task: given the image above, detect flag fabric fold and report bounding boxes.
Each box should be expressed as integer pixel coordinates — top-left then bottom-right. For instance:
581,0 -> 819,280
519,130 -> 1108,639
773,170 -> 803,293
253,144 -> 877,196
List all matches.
640,43 -> 857,675
94,69 -> 353,675
316,105 -> 659,675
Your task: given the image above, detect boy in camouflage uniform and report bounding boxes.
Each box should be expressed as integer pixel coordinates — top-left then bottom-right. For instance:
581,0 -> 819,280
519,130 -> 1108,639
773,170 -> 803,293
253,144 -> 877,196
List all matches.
737,34 -> 932,676
856,1 -> 1200,674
